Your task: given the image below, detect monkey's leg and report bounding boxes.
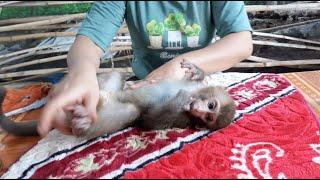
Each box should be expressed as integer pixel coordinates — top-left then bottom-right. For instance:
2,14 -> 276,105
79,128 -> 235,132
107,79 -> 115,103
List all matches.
82,101 -> 140,138
180,59 -> 205,81
69,105 -> 91,136
97,71 -> 125,91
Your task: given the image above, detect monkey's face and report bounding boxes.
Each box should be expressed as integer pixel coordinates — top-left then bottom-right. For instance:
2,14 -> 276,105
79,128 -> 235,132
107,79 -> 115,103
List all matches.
188,87 -> 236,131
189,97 -> 221,130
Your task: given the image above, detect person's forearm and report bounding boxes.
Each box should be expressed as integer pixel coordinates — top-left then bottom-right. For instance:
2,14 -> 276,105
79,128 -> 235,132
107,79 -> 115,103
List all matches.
171,31 -> 253,75
67,35 -> 103,75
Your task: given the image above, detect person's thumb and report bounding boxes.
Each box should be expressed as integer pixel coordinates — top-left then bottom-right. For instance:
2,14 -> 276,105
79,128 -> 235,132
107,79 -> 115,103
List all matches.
84,93 -> 99,123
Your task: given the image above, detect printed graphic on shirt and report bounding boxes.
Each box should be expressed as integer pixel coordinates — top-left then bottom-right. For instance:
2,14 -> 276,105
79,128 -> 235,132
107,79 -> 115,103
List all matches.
146,12 -> 201,50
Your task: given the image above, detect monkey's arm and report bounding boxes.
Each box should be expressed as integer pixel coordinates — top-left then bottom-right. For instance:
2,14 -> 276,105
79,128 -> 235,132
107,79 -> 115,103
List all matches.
140,90 -> 194,129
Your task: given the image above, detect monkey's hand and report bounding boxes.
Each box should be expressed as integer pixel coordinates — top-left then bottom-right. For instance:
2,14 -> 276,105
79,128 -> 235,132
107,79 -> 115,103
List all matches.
173,90 -> 196,111
180,59 -> 205,81
69,105 -> 92,136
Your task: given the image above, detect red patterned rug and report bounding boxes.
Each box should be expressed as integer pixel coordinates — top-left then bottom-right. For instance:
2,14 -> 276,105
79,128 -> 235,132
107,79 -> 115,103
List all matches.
2,73 -> 320,179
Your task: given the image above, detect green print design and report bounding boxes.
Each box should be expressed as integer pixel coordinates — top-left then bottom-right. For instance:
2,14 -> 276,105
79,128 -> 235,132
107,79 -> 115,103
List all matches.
146,20 -> 165,36
146,12 -> 202,49
164,12 -> 186,31
146,20 -> 165,49
184,23 -> 201,37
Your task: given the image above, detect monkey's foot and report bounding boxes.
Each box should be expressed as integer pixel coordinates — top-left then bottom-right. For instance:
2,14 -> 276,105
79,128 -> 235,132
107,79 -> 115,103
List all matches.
180,59 -> 205,81
70,105 -> 92,136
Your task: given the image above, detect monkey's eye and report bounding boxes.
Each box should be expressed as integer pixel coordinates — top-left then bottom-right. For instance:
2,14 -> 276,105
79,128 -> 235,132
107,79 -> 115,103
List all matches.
208,102 -> 215,110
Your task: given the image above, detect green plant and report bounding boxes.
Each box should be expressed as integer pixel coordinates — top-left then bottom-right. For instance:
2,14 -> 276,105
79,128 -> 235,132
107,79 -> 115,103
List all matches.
184,23 -> 201,37
164,12 -> 186,31
146,20 -> 165,36
0,3 -> 92,20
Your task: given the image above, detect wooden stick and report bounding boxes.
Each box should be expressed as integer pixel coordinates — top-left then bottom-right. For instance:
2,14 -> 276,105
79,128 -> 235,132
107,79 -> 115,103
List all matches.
0,67 -> 133,79
234,58 -> 320,68
0,53 -> 34,67
1,53 -> 133,73
246,3 -> 320,12
0,71 -> 60,86
7,23 -> 81,31
252,40 -> 320,51
0,27 -> 128,43
265,59 -> 320,67
0,42 -> 129,67
0,1 -> 20,7
0,14 -> 68,25
35,43 -> 132,56
0,32 -> 76,43
0,44 -> 54,60
0,13 -> 86,33
0,42 -> 72,60
255,18 -> 320,32
111,41 -> 132,46
0,55 -> 67,72
109,46 -> 132,52
246,56 -> 276,63
101,55 -> 133,64
34,48 -> 70,55
2,1 -> 93,7
253,32 -> 320,45
233,62 -> 265,68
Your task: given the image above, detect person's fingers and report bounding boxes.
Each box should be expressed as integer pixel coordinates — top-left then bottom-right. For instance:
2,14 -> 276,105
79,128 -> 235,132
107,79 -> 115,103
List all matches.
52,118 -> 73,135
83,92 -> 99,123
38,93 -> 75,137
37,100 -> 59,137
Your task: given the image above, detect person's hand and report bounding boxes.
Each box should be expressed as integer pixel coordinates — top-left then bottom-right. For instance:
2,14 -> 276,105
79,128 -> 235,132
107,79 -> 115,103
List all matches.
37,68 -> 100,137
130,59 -> 185,90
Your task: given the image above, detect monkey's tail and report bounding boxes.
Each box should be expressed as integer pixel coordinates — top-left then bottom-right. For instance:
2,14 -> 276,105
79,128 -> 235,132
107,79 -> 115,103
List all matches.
0,87 -> 38,136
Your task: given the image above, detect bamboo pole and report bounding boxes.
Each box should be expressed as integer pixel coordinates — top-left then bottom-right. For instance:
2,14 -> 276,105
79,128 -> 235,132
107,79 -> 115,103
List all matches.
35,44 -> 132,56
0,67 -> 133,79
0,44 -> 54,60
264,59 -> 320,67
235,58 -> 320,68
0,27 -> 128,43
0,32 -> 76,43
0,13 -> 86,33
0,44 -> 130,67
233,62 -> 265,68
253,32 -> 320,45
252,40 -> 320,51
0,55 -> 67,72
2,1 -> 93,7
246,56 -> 276,63
0,14 -> 67,25
0,53 -> 34,67
0,1 -> 20,7
256,18 -> 320,32
0,54 -> 133,72
7,24 -> 81,31
246,3 -> 320,12
0,42 -> 72,59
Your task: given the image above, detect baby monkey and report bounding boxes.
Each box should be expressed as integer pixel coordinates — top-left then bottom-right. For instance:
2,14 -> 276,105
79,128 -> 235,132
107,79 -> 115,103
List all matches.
0,60 -> 236,138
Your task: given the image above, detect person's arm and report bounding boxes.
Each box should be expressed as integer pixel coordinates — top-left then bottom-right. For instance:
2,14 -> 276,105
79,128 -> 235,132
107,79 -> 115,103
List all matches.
138,31 -> 252,85
131,1 -> 252,89
37,36 -> 103,136
38,1 -> 126,137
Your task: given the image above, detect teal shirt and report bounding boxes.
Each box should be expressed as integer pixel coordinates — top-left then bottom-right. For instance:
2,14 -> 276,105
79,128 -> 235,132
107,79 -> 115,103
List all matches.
77,1 -> 252,79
